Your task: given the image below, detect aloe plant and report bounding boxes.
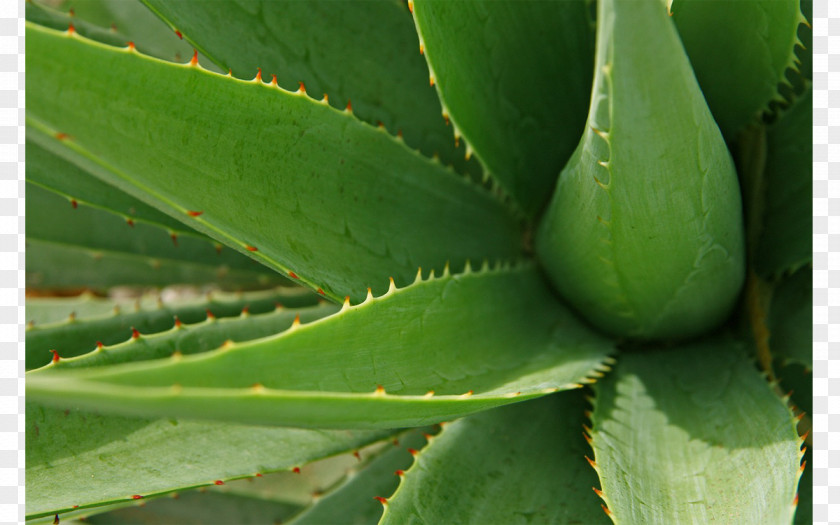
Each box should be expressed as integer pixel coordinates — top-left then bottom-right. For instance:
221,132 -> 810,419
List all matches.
25,0 -> 812,523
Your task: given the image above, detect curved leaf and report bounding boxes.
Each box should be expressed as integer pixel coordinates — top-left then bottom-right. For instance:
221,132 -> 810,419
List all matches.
26,286 -> 318,369
381,393 -> 609,524
768,267 -> 812,370
27,263 -> 613,429
142,0 -> 478,177
411,0 -> 594,215
26,401 -> 390,521
590,340 -> 803,523
26,22 -> 522,302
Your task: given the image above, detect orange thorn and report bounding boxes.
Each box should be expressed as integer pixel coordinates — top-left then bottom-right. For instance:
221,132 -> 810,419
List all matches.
593,487 -> 604,497
214,480 -> 224,485
601,504 -> 612,516
375,384 -> 386,395
70,199 -> 78,209
271,74 -> 278,86
67,23 -> 76,35
127,41 -> 135,51
189,50 -> 198,66
346,99 -> 353,112
582,432 -> 592,445
407,448 -> 418,456
291,314 -> 301,327
131,327 -> 140,339
800,459 -> 807,472
206,309 -> 216,320
288,271 -> 299,279
407,0 -> 414,13
429,76 -> 435,87
241,305 -> 250,315
132,495 -> 143,500
298,81 -> 306,93
322,93 -> 329,103
419,43 -> 424,55
292,467 -> 301,474
49,349 -> 60,363
96,341 -> 103,349
255,68 -> 262,82
255,473 -> 263,477
585,456 -> 597,468
317,288 -> 325,295
174,29 -> 183,39
245,245 -> 258,252
187,210 -> 203,217
793,493 -> 799,505
353,450 -> 361,461
174,316 -> 182,328
374,496 -> 388,505
126,218 -> 135,228
395,469 -> 404,476
55,132 -> 69,141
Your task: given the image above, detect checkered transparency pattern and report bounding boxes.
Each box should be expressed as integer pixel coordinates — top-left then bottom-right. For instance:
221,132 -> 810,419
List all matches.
0,1 -> 22,524
814,1 -> 837,524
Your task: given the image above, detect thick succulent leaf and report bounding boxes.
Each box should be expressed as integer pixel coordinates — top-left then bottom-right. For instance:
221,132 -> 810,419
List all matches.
411,0 -> 594,215
25,0 -> 127,48
141,0 -> 478,177
768,267 -> 812,370
755,89 -> 812,278
672,0 -> 807,140
27,292 -> 127,325
288,431 -> 429,525
26,238 -> 280,291
590,340 -> 803,523
535,0 -> 744,340
27,182 -> 280,282
26,22 -> 522,302
32,0 -> 198,65
27,263 -> 613,429
27,138 -> 196,235
26,286 -> 318,369
26,401 -> 391,521
31,302 -> 338,371
794,448 -> 812,525
381,393 -> 608,524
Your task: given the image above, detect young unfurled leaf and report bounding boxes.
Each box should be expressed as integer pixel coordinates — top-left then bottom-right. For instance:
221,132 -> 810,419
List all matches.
536,0 -> 745,340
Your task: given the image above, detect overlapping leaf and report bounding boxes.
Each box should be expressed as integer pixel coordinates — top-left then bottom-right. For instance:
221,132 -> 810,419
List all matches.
589,339 -> 803,523
28,263 -> 613,429
27,23 -> 522,302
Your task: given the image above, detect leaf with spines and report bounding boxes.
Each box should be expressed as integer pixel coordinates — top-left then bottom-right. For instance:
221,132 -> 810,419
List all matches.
26,401 -> 391,521
26,22 -> 522,303
141,0 -> 479,178
768,267 -> 812,370
411,0 -> 594,216
672,0 -> 808,140
32,302 -> 338,371
535,0 -> 744,340
26,263 -> 613,429
381,393 -> 608,524
26,286 -> 318,369
589,339 -> 803,523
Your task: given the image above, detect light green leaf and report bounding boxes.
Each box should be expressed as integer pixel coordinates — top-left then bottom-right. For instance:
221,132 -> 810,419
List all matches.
590,340 -> 803,523
756,89 -> 812,278
142,0 -> 478,177
411,0 -> 594,215
672,0 -> 807,140
535,0 -> 744,340
26,401 -> 391,521
26,263 -> 613,429
26,286 -> 318,369
26,22 -> 522,302
381,393 -> 609,524
26,0 -> 127,48
32,302 -> 338,371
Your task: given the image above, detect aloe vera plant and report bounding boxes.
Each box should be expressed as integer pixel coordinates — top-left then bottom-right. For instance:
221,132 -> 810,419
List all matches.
25,0 -> 812,523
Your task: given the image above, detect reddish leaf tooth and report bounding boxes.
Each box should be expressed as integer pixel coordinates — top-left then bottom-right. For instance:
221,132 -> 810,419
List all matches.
67,23 -> 76,35
214,480 -> 224,485
190,50 -> 198,66
187,210 -> 203,217
255,68 -> 262,82
271,74 -> 278,86
353,450 -> 361,461
55,132 -> 69,141
317,288 -> 325,295
206,309 -> 216,319
126,218 -> 135,228
96,341 -> 104,349
127,41 -> 135,51
394,469 -> 405,476
70,199 -> 78,209
170,233 -> 179,246
246,245 -> 258,252
50,349 -> 60,363
131,327 -> 141,339
407,448 -> 418,456
288,271 -> 299,279
346,99 -> 353,112
292,467 -> 301,474
374,496 -> 388,505
298,81 -> 306,93
132,495 -> 143,500
174,29 -> 183,39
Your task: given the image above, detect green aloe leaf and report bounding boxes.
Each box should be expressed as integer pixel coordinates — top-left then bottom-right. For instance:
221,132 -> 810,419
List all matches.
25,0 -> 127,48
32,302 -> 338,371
768,267 -> 812,370
26,263 -> 613,429
26,238 -> 280,291
288,431 -> 429,525
535,0 -> 744,340
26,286 -> 318,369
590,340 -> 803,523
27,139 -> 197,236
141,0 -> 478,177
411,0 -> 594,215
27,182 -> 278,280
672,0 -> 807,140
26,22 -> 522,302
26,402 -> 391,521
381,393 -> 608,524
32,0 -> 199,65
755,88 -> 812,278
